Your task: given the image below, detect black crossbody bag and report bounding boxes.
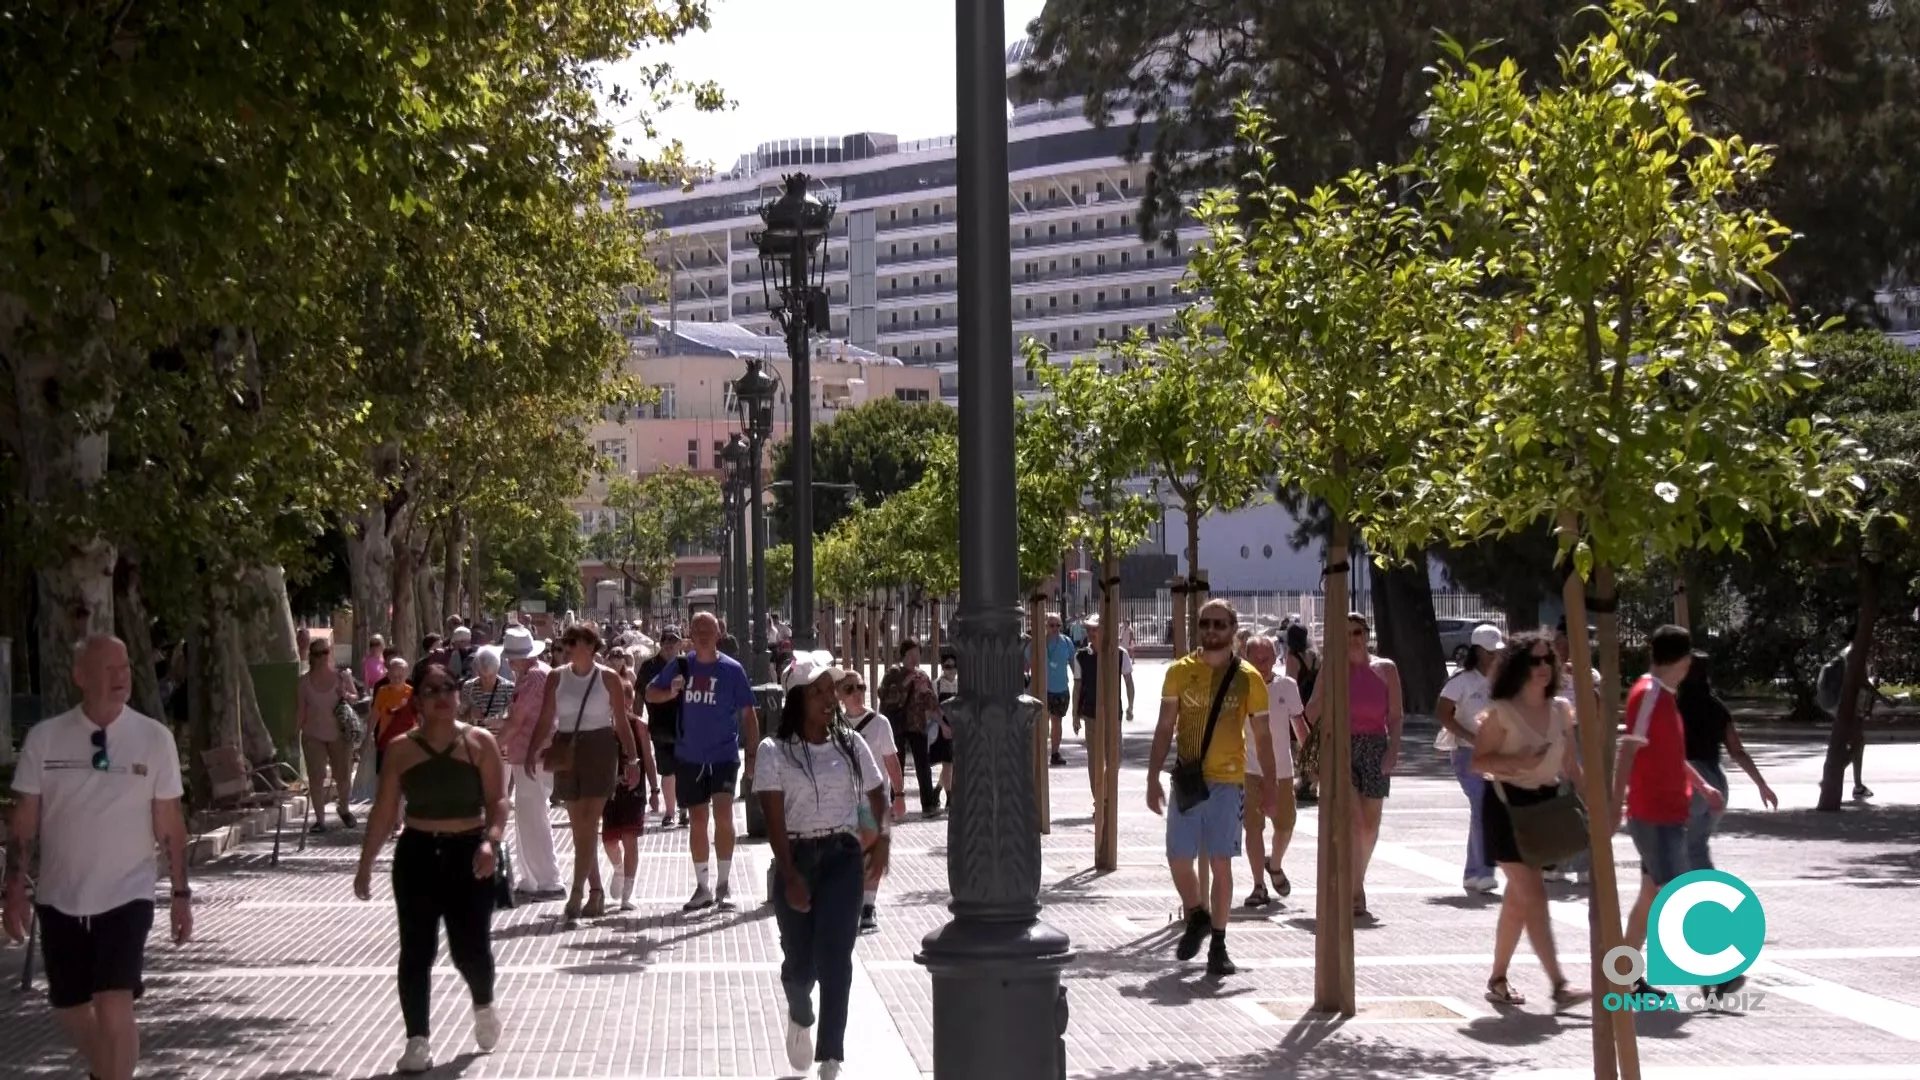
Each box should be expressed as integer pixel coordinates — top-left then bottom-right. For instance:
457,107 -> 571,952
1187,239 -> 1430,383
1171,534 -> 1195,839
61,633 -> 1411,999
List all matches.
1170,665 -> 1238,813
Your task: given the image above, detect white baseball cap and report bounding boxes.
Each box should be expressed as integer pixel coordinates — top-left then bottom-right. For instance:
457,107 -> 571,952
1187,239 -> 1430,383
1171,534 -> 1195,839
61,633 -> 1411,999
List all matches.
783,649 -> 847,692
1470,624 -> 1506,652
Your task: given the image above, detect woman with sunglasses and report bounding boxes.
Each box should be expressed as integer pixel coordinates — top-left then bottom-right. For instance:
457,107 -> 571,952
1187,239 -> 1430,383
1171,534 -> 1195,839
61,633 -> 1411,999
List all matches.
353,662 -> 511,1074
759,651 -> 890,1080
1469,632 -> 1591,1010
1303,613 -> 1402,919
838,673 -> 905,934
297,638 -> 360,832
529,624 -> 647,922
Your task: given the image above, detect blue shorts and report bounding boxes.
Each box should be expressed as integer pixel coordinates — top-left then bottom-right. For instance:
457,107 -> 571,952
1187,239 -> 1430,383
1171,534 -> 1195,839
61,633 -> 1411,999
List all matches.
1166,781 -> 1245,861
1627,818 -> 1688,885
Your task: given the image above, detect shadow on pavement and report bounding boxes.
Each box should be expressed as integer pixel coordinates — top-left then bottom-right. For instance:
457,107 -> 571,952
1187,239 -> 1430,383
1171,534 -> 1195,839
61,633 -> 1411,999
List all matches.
1715,802 -> 1920,845
1080,1013 -> 1508,1078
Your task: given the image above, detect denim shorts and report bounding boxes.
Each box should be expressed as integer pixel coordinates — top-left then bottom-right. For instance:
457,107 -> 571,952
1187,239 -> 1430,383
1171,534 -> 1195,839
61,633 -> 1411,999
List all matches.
1627,818 -> 1689,885
1167,781 -> 1245,861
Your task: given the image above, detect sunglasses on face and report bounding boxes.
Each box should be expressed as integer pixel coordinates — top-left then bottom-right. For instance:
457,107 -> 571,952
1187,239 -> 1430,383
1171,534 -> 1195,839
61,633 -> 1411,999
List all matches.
91,729 -> 109,772
840,682 -> 866,694
1197,618 -> 1233,631
1526,651 -> 1555,667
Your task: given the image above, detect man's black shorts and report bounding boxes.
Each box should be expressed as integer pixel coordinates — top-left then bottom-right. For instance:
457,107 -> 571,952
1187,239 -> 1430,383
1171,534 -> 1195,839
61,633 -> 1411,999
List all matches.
38,899 -> 155,1009
1046,692 -> 1071,719
675,759 -> 740,809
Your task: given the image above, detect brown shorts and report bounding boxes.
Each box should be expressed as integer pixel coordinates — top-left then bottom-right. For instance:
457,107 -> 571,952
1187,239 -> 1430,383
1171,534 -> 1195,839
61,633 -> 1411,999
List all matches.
553,726 -> 619,801
1242,774 -> 1299,837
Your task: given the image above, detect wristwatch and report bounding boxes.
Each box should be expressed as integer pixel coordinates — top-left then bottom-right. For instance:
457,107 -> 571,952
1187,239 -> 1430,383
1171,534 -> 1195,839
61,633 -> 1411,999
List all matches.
172,887 -> 192,899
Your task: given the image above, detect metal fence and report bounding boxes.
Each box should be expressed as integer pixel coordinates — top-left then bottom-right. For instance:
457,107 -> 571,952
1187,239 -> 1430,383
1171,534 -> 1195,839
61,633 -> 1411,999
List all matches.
1103,589 -> 1505,650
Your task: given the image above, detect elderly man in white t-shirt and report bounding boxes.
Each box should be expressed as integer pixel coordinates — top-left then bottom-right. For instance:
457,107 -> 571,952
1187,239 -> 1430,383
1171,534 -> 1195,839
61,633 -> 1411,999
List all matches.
1239,636 -> 1307,908
4,635 -> 192,1080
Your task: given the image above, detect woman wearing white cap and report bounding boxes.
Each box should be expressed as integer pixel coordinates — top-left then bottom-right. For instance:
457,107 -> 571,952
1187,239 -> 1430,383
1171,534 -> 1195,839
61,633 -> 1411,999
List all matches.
1436,624 -> 1505,895
757,650 -> 890,1080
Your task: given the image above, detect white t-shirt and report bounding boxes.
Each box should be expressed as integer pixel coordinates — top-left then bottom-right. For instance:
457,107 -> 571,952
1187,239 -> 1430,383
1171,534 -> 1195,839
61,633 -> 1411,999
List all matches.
1436,669 -> 1494,751
755,733 -> 884,834
848,710 -> 898,799
1558,665 -> 1603,712
12,706 -> 184,916
1246,674 -> 1303,779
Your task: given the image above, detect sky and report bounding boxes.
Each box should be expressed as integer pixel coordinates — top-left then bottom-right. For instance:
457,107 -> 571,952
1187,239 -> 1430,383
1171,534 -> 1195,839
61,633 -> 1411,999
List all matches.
600,0 -> 1051,174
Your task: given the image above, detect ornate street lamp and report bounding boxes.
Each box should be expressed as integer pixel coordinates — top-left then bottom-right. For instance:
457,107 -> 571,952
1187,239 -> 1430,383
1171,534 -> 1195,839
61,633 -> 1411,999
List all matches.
719,432 -> 752,666
913,1 -> 1071,1076
732,357 -> 778,687
751,173 -> 834,650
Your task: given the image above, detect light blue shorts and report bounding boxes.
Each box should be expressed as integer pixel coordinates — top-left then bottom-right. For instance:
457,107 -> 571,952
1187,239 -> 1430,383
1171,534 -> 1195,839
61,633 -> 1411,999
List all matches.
1166,781 -> 1245,861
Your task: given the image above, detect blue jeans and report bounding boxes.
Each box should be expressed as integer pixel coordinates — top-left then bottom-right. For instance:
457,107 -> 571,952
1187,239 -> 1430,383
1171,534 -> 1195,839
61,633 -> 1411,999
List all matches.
1686,759 -> 1729,871
774,832 -> 865,1063
1626,819 -> 1689,886
1451,747 -> 1494,881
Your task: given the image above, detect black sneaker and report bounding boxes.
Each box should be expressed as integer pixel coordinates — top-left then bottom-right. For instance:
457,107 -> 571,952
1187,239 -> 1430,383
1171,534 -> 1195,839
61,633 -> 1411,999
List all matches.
683,885 -> 715,913
1632,978 -> 1660,998
660,812 -> 674,831
1207,942 -> 1237,977
678,810 -> 691,827
339,808 -> 357,828
1050,752 -> 1066,767
309,821 -> 328,835
1175,908 -> 1210,961
1854,784 -> 1874,799
715,883 -> 736,911
1713,974 -> 1747,997
859,905 -> 879,934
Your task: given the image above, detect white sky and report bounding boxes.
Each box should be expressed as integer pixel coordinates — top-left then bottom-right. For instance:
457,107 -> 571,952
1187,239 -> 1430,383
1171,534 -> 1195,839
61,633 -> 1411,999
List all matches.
600,0 -> 1051,173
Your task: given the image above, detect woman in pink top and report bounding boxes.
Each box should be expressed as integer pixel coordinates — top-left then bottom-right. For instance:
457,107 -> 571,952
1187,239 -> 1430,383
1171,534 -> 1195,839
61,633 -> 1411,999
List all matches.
1304,612 -> 1402,918
363,634 -> 390,692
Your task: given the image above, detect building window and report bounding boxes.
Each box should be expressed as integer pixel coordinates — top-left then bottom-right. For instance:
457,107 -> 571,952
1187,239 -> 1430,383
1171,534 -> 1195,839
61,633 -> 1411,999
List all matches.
1048,331 -> 1058,346
934,202 -> 941,215
1049,260 -> 1058,271
1097,255 -> 1106,267
1072,257 -> 1082,269
934,342 -> 943,354
1048,224 -> 1057,238
1024,227 -> 1032,240
913,276 -> 921,287
651,383 -> 676,419
1147,286 -> 1157,298
686,439 -> 700,469
914,345 -> 923,357
1048,297 -> 1058,309
1072,329 -> 1081,342
934,307 -> 942,320
1097,218 -> 1105,230
1096,181 -> 1107,194
1071,221 -> 1080,234
890,244 -> 897,256
1121,252 -> 1130,266
912,207 -> 920,219
933,239 -> 941,251
890,278 -> 897,288
1071,184 -> 1081,197
1073,293 -> 1081,306
1120,177 -> 1130,191
1097,328 -> 1106,340
1122,288 -> 1131,301
895,387 -> 931,402
1148,323 -> 1158,338
934,273 -> 942,285
891,312 -> 899,324
1146,248 -> 1155,261
889,209 -> 897,221
914,311 -> 921,323
1024,298 -> 1033,311
912,242 -> 920,254
1122,215 -> 1131,228
598,438 -> 628,472
713,440 -> 725,462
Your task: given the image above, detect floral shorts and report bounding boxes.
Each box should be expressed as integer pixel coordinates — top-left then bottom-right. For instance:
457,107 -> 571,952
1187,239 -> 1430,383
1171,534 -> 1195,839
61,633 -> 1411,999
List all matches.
1350,732 -> 1392,800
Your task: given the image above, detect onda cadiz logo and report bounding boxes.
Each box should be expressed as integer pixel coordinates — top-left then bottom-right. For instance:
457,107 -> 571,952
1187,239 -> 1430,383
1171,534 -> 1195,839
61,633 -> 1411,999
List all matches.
1602,870 -> 1768,1012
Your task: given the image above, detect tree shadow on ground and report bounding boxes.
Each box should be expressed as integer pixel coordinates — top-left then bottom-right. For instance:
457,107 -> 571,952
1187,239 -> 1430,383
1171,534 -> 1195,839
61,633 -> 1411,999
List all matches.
1714,803 -> 1920,845
1076,1013 -> 1507,1079
1423,893 -> 1502,912
6,989 -> 311,1079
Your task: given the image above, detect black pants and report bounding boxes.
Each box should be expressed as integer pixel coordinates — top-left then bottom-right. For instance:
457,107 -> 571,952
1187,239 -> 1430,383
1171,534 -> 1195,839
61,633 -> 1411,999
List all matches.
394,829 -> 496,1038
891,716 -> 936,810
774,833 -> 864,1062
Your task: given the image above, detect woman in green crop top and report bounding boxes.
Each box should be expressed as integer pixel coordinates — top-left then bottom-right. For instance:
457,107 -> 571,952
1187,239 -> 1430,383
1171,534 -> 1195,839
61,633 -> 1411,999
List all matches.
353,662 -> 511,1075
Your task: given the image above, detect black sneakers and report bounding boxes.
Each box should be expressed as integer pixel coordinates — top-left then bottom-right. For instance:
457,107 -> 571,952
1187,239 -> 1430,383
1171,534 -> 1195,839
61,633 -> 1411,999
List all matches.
339,807 -> 357,828
1207,938 -> 1237,977
1175,908 -> 1210,961
859,905 -> 879,934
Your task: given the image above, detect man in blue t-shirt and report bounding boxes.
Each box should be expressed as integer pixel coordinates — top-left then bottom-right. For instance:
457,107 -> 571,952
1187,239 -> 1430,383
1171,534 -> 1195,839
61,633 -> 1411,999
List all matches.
1044,611 -> 1075,767
646,611 -> 759,912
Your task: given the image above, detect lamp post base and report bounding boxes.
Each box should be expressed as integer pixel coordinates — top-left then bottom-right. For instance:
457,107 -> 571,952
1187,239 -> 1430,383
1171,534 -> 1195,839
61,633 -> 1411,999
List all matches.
919,918 -> 1072,1079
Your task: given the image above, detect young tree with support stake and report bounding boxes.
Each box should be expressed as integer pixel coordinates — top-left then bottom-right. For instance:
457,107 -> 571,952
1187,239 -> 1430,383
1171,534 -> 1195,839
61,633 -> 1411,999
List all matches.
1187,119 -> 1489,1013
1420,4 -> 1858,1075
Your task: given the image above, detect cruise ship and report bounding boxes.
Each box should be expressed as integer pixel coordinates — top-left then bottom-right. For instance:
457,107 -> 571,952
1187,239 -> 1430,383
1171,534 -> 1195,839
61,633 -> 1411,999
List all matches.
619,40 -> 1190,404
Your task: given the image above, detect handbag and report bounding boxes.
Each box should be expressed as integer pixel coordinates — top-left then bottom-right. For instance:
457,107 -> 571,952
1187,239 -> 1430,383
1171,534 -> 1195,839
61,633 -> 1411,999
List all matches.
540,668 -> 596,773
333,697 -> 364,748
1170,663 -> 1239,813
1489,704 -> 1589,867
492,838 -> 517,910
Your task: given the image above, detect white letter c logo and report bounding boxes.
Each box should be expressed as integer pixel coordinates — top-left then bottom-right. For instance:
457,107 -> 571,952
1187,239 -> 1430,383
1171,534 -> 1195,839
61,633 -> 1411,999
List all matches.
1657,879 -> 1747,978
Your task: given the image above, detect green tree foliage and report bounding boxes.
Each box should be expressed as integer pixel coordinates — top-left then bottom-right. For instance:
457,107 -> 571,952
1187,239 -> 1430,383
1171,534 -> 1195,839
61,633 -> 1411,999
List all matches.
764,543 -> 794,614
587,468 -> 722,600
1120,316 -> 1274,591
1188,108 -> 1490,1014
768,398 -> 958,541
1022,354 -> 1160,557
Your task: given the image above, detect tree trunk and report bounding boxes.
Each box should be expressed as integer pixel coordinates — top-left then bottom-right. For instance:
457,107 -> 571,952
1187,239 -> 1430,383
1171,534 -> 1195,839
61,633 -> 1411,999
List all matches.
1170,575 -> 1189,656
228,616 -> 276,765
6,298 -> 118,716
1184,498 -> 1202,645
391,507 -> 422,660
1818,554 -> 1880,812
1371,559 -> 1447,711
347,505 -> 396,662
1094,537 -> 1121,871
239,565 -> 300,665
1313,509 -> 1356,1016
465,530 -> 483,626
414,519 -> 441,641
1562,527 -> 1634,1080
112,552 -> 165,722
441,511 -> 465,628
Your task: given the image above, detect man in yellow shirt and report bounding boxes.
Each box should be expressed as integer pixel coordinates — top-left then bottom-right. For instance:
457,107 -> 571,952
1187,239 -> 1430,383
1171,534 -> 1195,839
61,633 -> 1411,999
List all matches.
1147,599 -> 1278,977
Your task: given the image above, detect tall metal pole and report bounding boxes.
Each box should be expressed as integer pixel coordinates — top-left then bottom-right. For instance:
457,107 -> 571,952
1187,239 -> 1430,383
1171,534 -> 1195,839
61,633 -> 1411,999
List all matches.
916,0 -> 1073,1074
789,234 -> 817,649
748,445 -> 771,687
732,491 -> 751,660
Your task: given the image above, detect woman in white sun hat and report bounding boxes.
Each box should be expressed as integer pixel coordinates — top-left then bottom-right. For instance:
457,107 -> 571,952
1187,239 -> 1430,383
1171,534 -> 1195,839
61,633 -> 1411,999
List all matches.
757,650 -> 890,1080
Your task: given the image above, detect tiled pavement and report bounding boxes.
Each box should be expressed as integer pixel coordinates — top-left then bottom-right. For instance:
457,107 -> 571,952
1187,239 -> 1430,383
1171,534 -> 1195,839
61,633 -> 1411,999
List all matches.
6,660 -> 1920,1079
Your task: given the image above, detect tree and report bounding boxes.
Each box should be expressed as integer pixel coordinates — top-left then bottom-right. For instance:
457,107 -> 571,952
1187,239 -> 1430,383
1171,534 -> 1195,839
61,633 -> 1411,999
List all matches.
588,468 -> 723,606
768,397 -> 958,542
1123,320 -> 1273,637
1188,123 -> 1489,1014
1422,5 -> 1857,1072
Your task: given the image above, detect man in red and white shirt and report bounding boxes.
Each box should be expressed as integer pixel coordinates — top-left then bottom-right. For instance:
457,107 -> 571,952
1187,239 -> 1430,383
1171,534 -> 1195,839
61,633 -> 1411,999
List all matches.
1613,625 -> 1724,986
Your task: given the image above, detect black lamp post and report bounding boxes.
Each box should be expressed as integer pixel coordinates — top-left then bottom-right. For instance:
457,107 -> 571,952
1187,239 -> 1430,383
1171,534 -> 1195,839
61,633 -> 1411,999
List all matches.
732,356 -> 778,688
914,0 -> 1072,1075
719,432 -> 752,660
752,173 -> 834,650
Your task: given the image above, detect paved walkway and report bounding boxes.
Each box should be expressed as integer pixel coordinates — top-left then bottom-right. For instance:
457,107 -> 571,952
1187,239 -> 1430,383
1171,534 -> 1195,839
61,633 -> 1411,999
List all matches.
6,660 -> 1920,1078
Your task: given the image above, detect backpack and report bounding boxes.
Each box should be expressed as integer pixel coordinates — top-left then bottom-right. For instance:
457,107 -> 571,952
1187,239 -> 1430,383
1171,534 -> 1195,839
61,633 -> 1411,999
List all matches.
1816,651 -> 1848,714
879,666 -> 911,719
